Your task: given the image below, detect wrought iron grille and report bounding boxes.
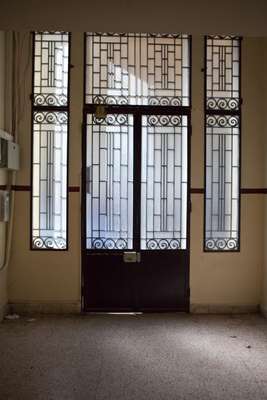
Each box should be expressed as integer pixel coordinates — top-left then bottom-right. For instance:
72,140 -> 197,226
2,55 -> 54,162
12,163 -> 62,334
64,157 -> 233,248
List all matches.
204,36 -> 241,251
31,32 -> 70,250
86,114 -> 134,250
141,115 -> 188,250
33,32 -> 69,106
206,36 -> 240,111
85,33 -> 190,106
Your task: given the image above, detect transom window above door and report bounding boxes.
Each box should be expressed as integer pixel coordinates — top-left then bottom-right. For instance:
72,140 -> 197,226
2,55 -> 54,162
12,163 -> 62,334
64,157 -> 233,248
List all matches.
85,33 -> 190,106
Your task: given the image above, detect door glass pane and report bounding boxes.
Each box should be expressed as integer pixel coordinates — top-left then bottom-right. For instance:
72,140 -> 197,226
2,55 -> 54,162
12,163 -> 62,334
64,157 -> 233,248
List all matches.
141,115 -> 188,250
86,114 -> 134,249
85,33 -> 190,106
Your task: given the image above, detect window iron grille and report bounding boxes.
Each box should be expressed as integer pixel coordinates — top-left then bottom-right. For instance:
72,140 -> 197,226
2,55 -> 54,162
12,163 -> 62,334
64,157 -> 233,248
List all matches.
31,32 -> 70,250
204,36 -> 241,251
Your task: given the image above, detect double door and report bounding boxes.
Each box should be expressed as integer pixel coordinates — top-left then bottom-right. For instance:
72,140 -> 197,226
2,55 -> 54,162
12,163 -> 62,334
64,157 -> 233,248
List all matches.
82,106 -> 190,312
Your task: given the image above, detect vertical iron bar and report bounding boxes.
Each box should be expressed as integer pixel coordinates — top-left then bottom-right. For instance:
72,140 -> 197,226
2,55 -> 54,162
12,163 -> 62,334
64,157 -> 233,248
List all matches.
133,113 -> 142,251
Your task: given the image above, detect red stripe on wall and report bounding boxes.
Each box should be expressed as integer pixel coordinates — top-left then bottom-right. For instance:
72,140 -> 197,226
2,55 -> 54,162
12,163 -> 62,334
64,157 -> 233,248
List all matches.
68,186 -> 80,192
0,185 -> 266,194
190,188 -> 267,194
190,188 -> 204,193
0,185 -> 81,192
12,185 -> 31,191
241,188 -> 267,194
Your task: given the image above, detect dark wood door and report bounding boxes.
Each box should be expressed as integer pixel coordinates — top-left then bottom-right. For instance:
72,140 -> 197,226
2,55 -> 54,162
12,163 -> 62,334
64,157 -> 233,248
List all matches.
82,107 -> 190,312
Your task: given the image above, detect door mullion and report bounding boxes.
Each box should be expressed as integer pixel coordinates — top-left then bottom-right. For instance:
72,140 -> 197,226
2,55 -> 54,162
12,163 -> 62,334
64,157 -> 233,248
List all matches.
133,114 -> 142,251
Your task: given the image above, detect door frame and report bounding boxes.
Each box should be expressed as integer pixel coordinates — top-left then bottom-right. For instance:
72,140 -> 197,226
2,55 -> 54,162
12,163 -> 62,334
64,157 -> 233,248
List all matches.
81,104 -> 192,312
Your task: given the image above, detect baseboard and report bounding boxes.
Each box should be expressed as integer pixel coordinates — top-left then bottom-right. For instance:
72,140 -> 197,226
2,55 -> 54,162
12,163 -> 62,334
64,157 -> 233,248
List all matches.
8,302 -> 81,315
6,302 -> 261,316
260,305 -> 267,318
190,304 -> 259,314
0,303 -> 9,322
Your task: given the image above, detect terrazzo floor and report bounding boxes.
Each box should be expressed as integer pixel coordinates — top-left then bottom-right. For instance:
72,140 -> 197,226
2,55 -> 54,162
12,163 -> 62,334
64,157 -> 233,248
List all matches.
0,313 -> 267,400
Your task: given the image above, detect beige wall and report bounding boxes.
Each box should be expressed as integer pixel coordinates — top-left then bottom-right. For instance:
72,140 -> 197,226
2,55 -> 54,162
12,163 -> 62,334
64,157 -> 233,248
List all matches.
262,39 -> 267,316
7,33 -> 265,312
8,33 -> 83,311
190,37 -> 264,311
1,1 -> 267,37
0,31 -> 8,321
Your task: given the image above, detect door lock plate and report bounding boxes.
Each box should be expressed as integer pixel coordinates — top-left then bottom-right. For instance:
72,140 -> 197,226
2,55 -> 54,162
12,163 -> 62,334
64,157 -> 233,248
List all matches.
123,251 -> 140,263
95,105 -> 107,119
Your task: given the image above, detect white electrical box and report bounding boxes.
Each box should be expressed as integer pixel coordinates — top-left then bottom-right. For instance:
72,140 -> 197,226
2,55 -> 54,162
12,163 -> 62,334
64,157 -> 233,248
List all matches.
0,137 -> 19,170
0,191 -> 10,222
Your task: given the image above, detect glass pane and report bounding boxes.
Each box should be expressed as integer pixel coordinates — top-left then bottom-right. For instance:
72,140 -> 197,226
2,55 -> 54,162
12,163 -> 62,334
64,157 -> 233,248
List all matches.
32,111 -> 68,249
205,115 -> 240,250
205,35 -> 241,251
85,33 -> 190,106
86,114 -> 134,249
33,32 -> 69,106
141,115 -> 188,250
206,36 -> 240,111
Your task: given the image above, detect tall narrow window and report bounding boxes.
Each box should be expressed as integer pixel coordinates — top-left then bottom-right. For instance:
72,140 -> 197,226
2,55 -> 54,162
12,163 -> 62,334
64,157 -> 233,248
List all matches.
204,36 -> 241,251
31,32 -> 70,249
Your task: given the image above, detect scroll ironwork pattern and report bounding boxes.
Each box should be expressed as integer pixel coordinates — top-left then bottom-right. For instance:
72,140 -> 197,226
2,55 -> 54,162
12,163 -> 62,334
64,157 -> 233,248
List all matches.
33,237 -> 67,249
